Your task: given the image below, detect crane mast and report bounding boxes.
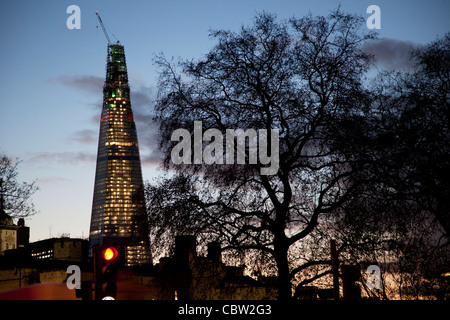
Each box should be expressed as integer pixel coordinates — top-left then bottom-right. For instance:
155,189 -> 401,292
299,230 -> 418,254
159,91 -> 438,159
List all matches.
96,11 -> 111,45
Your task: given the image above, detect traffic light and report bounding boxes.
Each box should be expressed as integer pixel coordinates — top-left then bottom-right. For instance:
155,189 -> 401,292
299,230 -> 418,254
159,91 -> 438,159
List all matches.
94,245 -> 122,300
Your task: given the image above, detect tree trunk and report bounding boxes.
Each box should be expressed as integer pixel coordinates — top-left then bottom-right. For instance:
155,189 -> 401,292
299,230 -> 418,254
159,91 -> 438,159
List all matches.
273,235 -> 292,301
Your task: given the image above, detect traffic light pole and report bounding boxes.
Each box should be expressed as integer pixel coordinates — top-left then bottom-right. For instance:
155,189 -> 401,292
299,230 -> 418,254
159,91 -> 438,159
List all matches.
93,245 -> 123,300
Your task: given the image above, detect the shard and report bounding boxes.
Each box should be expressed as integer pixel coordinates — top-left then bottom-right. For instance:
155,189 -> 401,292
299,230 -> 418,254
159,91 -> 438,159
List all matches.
89,43 -> 150,266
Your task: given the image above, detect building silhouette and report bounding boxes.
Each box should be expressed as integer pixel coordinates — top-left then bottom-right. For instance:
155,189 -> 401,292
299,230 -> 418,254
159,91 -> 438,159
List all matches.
0,209 -> 17,255
144,235 -> 278,300
89,42 -> 150,266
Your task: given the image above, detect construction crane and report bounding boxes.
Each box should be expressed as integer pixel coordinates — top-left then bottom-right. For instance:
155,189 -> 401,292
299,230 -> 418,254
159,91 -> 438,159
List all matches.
96,11 -> 112,45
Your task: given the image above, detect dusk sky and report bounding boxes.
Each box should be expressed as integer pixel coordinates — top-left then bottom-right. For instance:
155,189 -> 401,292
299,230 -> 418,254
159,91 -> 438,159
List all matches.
1,0 -> 449,242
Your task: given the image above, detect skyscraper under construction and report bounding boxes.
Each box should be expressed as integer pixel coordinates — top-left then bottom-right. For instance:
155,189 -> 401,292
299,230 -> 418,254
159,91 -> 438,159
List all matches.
89,41 -> 150,266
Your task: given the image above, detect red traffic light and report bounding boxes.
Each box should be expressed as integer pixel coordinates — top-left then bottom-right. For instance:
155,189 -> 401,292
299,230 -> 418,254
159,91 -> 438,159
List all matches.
94,245 -> 121,300
102,247 -> 118,261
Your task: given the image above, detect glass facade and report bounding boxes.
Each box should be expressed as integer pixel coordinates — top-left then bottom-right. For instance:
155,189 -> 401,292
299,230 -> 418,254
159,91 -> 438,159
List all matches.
89,44 -> 151,266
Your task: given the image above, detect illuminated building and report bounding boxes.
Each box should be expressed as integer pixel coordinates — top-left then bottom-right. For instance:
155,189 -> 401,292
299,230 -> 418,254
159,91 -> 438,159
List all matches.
89,43 -> 151,266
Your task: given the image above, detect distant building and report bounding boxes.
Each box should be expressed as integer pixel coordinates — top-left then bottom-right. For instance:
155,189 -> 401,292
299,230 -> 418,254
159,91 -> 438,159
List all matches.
30,238 -> 88,262
88,41 -> 150,266
0,232 -> 91,295
16,218 -> 30,248
0,210 -> 17,255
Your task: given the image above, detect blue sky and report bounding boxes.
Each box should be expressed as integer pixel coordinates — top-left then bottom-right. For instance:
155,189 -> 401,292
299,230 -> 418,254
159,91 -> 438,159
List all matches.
0,0 -> 448,242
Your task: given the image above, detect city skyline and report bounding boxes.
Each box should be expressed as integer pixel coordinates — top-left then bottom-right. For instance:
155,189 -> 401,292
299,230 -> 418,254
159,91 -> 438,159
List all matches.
0,0 -> 449,242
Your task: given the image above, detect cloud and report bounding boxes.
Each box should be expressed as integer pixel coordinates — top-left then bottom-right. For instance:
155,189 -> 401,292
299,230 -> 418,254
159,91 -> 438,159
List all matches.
131,87 -> 154,109
26,152 -> 96,166
131,88 -> 155,132
129,85 -> 158,157
68,129 -> 98,145
136,120 -> 163,168
26,148 -> 162,170
362,38 -> 423,71
51,73 -> 159,161
52,74 -> 156,123
50,74 -> 155,109
37,177 -> 74,185
50,75 -> 104,95
140,151 -> 164,167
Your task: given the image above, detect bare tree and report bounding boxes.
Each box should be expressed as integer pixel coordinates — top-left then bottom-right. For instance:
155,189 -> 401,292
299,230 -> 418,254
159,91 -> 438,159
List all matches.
328,33 -> 450,299
0,154 -> 38,218
393,34 -> 450,239
147,10 -> 378,300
